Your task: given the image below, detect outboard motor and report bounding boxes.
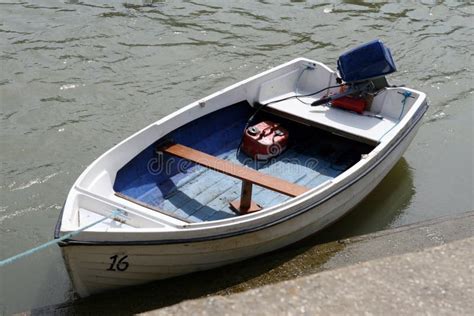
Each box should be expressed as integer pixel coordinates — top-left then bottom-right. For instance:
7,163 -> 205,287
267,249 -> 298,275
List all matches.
337,39 -> 396,83
312,40 -> 397,113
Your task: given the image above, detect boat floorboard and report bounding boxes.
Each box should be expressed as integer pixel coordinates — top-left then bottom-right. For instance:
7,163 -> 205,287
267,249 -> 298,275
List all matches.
115,104 -> 373,223
134,140 -> 353,222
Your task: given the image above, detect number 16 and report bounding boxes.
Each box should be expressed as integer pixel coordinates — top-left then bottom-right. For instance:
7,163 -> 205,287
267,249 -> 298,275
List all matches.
107,255 -> 129,271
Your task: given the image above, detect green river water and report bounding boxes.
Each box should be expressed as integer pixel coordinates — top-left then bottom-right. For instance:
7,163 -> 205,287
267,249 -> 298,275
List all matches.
0,0 -> 473,314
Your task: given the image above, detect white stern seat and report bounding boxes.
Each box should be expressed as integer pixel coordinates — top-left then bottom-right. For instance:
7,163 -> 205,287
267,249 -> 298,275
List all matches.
265,88 -> 417,144
266,98 -> 393,144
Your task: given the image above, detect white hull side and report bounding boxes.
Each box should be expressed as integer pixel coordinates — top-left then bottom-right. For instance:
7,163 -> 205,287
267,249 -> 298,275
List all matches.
62,115 -> 423,297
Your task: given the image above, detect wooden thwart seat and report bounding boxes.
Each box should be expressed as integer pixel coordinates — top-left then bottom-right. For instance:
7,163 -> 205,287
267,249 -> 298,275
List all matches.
159,143 -> 309,214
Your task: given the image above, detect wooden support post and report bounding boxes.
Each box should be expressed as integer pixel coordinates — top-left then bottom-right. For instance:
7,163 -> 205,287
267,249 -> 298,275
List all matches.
240,180 -> 253,210
229,180 -> 262,215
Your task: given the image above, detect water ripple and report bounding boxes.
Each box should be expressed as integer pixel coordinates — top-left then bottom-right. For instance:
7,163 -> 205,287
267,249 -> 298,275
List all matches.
0,28 -> 32,35
0,1 -> 473,313
100,11 -> 134,18
12,34 -> 111,45
20,45 -> 63,51
40,96 -> 76,103
0,204 -> 61,223
10,172 -> 59,192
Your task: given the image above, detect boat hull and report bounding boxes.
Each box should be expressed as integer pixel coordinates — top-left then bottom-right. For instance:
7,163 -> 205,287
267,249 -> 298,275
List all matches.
61,108 -> 425,297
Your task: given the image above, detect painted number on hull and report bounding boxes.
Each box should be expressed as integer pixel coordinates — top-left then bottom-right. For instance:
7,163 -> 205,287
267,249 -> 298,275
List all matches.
107,255 -> 129,271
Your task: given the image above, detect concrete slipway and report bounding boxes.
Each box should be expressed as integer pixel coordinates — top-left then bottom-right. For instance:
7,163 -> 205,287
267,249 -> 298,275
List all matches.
24,211 -> 473,315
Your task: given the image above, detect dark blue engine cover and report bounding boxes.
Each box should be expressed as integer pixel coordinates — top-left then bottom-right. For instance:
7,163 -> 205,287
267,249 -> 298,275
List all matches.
337,40 -> 396,83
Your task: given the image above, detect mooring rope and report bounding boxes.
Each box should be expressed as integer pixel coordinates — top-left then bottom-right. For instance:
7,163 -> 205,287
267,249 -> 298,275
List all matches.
0,209 -> 125,267
378,90 -> 413,141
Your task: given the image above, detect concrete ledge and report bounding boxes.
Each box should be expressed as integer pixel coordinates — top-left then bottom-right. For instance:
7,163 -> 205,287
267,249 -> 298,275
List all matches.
23,212 -> 474,315
143,237 -> 474,315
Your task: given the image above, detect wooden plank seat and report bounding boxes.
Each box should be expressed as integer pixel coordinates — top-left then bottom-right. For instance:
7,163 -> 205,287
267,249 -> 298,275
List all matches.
158,142 -> 309,214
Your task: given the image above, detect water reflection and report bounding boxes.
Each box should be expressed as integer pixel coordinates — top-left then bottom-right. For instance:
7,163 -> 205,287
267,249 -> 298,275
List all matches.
315,157 -> 415,243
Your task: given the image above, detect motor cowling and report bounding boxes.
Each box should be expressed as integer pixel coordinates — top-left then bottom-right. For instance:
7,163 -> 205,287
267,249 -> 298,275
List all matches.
241,121 -> 289,160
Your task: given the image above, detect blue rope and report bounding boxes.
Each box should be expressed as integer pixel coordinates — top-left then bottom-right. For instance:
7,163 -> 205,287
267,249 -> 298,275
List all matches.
0,209 -> 125,267
295,67 -> 307,95
398,91 -> 412,120
378,91 -> 412,141
295,66 -> 314,105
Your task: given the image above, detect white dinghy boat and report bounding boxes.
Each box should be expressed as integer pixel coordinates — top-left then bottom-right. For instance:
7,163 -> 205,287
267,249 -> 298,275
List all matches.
55,40 -> 428,297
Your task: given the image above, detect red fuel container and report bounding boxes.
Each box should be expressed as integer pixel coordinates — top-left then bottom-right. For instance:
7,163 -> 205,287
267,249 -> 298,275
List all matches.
331,96 -> 367,114
241,121 -> 289,160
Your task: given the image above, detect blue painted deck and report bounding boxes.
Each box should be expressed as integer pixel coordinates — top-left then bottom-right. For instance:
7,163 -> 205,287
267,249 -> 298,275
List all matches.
114,102 -> 373,222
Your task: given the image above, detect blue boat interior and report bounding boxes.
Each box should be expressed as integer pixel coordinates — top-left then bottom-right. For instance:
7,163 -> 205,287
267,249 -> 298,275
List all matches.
114,101 -> 374,223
